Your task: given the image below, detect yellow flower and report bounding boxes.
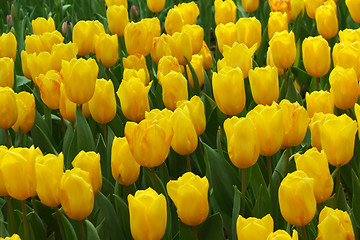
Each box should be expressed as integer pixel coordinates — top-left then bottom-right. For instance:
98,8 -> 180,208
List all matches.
61,58 -> 99,105
186,54 -> 204,88
346,0 -> 360,23
107,5 -> 129,37
26,52 -> 54,85
147,0 -> 165,12
212,67 -> 246,116
242,0 -> 259,13
123,54 -> 150,85
117,77 -> 150,122
0,146 -> 9,196
332,41 -> 360,79
72,20 -> 105,56
0,32 -> 17,60
269,0 -> 291,20
198,41 -> 213,69
125,118 -> 173,168
111,137 -> 140,186
320,114 -> 357,166
308,113 -> 336,150
94,33 -> 118,68
11,92 -> 35,134
165,8 -> 185,36
38,31 -> 64,53
268,12 -> 288,40
214,0 -> 237,25
157,56 -> 184,82
236,214 -> 273,240
0,57 -> 14,88
169,30 -> 193,65
161,71 -> 188,111
0,87 -> 18,129
339,28 -> 360,43
182,24 -> 204,54
20,51 -> 32,80
128,188 -> 167,240
236,17 -> 262,50
317,207 -> 355,240
0,234 -> 22,240
305,90 -> 334,118
247,104 -> 283,156
176,2 -> 199,25
290,0 -> 305,20
37,70 -> 62,110
151,34 -> 173,64
122,68 -> 147,84
32,16 -> 55,35
105,0 -> 127,7
267,230 -> 299,240
269,30 -> 296,69
35,153 -> 64,207
24,35 -> 44,54
249,66 -> 279,106
315,2 -> 338,40
279,170 -> 316,226
59,83 -> 77,122
224,117 -> 260,168
215,22 -> 237,53
266,47 -> 284,75
167,172 -> 209,226
51,42 -> 78,72
60,168 -> 94,221
305,0 -> 325,19
142,17 -> 161,39
124,21 -> 152,56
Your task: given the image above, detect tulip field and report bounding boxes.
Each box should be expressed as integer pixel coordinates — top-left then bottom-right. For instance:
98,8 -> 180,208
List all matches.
1,0 -> 360,239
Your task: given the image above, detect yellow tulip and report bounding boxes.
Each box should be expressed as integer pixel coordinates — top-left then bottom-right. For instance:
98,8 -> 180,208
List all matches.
215,22 -> 237,53
176,2 -> 199,25
0,146 -> 9,196
176,96 -> 206,136
0,32 -> 17,60
182,24 -> 204,54
247,104 -> 283,156
145,108 -> 174,121
37,70 -> 62,110
122,68 -> 147,84
125,118 -> 173,168
339,29 -> 360,43
165,8 -> 185,36
0,234 -> 22,240
117,77 -> 151,122
268,12 -> 288,40
24,35 -> 44,54
267,230 -> 299,240
269,0 -> 291,20
305,0 -> 325,19
224,117 -> 260,168
105,0 -> 127,7
21,51 -> 32,80
308,113 -> 336,150
161,71 -> 188,111
38,31 -> 64,53
60,168 -> 94,221
11,92 -> 35,134
73,20 -> 105,56
142,17 -> 161,39
305,90 -> 334,118
295,148 -> 333,203
157,56 -> 184,82
269,30 -> 296,69
236,214 -> 273,239
198,41 -> 213,69
167,172 -> 209,226
186,54 -> 204,88
316,2 -> 338,39
169,31 -> 193,65
214,0 -> 237,25
59,83 -> 77,122
147,0 -> 165,12
346,0 -> 360,23
111,137 -> 140,186
124,21 -> 152,56
242,0 -> 259,13
107,5 -> 129,37
0,57 -> 14,88
317,207 -> 355,240
151,34 -> 173,64
0,87 -> 18,129
123,54 -> 150,86
32,16 -> 55,35
290,0 -> 305,20
51,42 -> 78,72
320,114 -> 357,166
35,153 -> 64,207
236,17 -> 262,50
128,188 -> 167,240
329,66 -> 359,110
332,41 -> 360,79
279,170 -> 316,226
26,52 -> 54,85
61,58 -> 99,105
249,66 -> 279,106
212,67 -> 246,116
266,47 -> 284,75
94,33 -> 118,68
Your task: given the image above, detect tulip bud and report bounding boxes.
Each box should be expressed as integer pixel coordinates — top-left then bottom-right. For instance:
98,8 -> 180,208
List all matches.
305,0 -> 325,19
60,168 -> 94,221
291,0 -> 305,20
59,83 -> 77,122
0,32 -> 17,60
107,5 -> 129,37
236,17 -> 262,50
295,148 -> 333,203
169,31 -> 193,65
128,188 -> 167,240
249,66 -> 279,106
0,57 -> 14,88
269,30 -> 296,69
157,56 -> 184,82
161,71 -> 188,111
105,0 -> 127,7
247,104 -> 283,156
165,8 -> 185,36
125,118 -> 173,168
167,172 -> 209,226
320,114 -> 357,166
198,41 -> 213,69
32,16 -> 55,35
61,58 -> 99,105
316,2 -> 338,39
6,15 -> 12,28
61,21 -> 73,36
124,21 -> 152,56
73,20 -> 105,56
11,92 -> 35,134
212,67 -> 246,116
111,137 -> 140,186
268,12 -> 288,40
186,54 -> 204,88
267,230 -> 299,240
236,214 -> 273,239
305,90 -> 334,118
242,0 -> 259,13
346,0 -> 360,23
117,77 -> 151,122
214,0 -> 237,25
224,117 -> 260,168
147,0 -> 165,12
35,153 -> 64,207
51,42 -> 78,71
123,54 -> 150,85
27,52 -> 54,85
215,22 -> 237,53
0,87 -> 18,129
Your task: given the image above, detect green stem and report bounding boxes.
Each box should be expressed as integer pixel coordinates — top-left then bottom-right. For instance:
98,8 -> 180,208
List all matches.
80,220 -> 86,240
31,197 -> 37,213
317,203 -> 323,214
316,77 -> 320,91
5,129 -> 10,148
267,156 -> 272,185
103,124 -> 107,145
301,225 -> 308,240
5,196 -> 14,234
22,200 -> 29,240
186,155 -> 192,172
193,225 -> 198,240
285,148 -> 290,176
336,166 -> 341,193
151,167 -> 157,191
241,168 -> 246,216
54,207 -> 66,240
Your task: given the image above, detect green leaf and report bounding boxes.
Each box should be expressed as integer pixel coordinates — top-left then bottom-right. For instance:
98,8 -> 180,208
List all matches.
28,211 -> 47,240
198,213 -> 226,240
85,220 -> 100,240
31,124 -> 58,155
59,210 -> 78,240
113,195 -> 132,239
185,57 -> 200,97
352,169 -> 360,228
232,186 -> 241,240
179,220 -> 194,240
76,105 -> 95,151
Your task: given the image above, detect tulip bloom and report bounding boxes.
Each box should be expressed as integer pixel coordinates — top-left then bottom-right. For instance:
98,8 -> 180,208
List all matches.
279,170 -> 316,226
165,8 -> 185,36
0,87 -> 18,129
35,153 -> 64,207
186,54 -> 204,88
0,234 -> 22,240
105,0 -> 127,7
37,70 -> 62,110
0,57 -> 14,88
215,23 -> 237,53
214,0 -> 237,25
305,90 -> 334,118
61,58 -> 99,105
21,51 -> 32,80
123,55 -> 150,85
266,47 -> 284,75
317,207 -> 355,240
249,66 -> 279,106
176,2 -> 200,25
269,0 -> 291,17
59,83 -> 77,122
339,29 -> 360,43
124,21 -> 152,56
269,30 -> 296,69
147,0 -> 165,12
329,66 -> 359,110
11,92 -> 35,134
320,114 -> 357,166
290,0 -> 305,20
198,41 -> 213,69
123,68 -> 147,84
157,56 -> 184,82
224,117 -> 260,168
0,146 -> 9,196
27,52 -> 54,85
51,42 -> 78,72
0,32 -> 17,60
268,12 -> 288,40
305,0 -> 325,19
151,34 -> 173,64
316,2 -> 338,39
182,24 -> 204,54
212,67 -> 246,116
111,137 -> 140,186
32,16 -> 55,35
236,17 -> 262,50
346,0 -> 360,23
242,0 -> 259,13
308,113 -> 337,150
169,30 -> 193,65
117,77 -> 151,122
161,71 -> 188,111
267,230 -> 299,240
332,41 -> 360,79
94,33 -> 118,68
167,172 -> 209,226
128,188 -> 167,240
107,5 -> 129,37
73,20 -> 105,56
247,104 -> 283,156
236,214 -> 273,239
60,168 -> 94,221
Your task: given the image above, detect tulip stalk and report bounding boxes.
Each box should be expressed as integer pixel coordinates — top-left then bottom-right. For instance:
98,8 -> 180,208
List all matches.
186,155 -> 192,172
301,226 -> 308,240
5,129 -> 10,148
241,168 -> 246,216
80,220 -> 86,240
151,167 -> 158,191
31,196 -> 38,213
21,200 -> 29,240
54,207 -> 66,240
193,226 -> 198,240
5,196 -> 15,234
